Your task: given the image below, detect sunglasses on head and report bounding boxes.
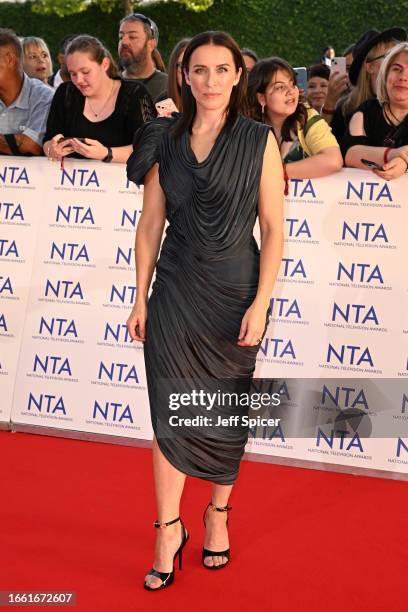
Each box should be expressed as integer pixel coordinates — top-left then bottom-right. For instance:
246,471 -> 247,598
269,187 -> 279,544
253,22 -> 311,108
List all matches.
129,13 -> 155,39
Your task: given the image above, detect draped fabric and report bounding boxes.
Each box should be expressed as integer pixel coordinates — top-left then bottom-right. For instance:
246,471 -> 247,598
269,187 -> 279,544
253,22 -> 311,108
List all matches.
127,114 -> 270,484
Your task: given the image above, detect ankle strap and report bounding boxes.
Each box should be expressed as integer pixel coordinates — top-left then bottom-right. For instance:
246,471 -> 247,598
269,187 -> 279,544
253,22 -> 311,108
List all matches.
154,516 -> 180,529
208,502 -> 232,512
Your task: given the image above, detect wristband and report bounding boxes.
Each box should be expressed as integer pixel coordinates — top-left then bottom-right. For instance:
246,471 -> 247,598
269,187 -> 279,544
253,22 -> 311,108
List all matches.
4,134 -> 20,156
383,147 -> 392,164
322,106 -> 335,115
282,162 -> 289,196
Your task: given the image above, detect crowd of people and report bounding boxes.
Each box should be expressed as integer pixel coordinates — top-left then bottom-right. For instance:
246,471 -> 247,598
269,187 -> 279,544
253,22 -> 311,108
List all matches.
1,17 -> 408,180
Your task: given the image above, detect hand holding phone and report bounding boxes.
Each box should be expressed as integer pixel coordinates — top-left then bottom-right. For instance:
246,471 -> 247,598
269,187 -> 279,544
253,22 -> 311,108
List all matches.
294,67 -> 308,94
155,98 -> 178,117
361,158 -> 384,170
331,57 -> 347,76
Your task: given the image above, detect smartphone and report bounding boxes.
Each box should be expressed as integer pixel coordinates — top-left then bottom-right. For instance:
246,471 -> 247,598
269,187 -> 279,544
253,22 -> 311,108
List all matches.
361,158 -> 383,170
294,67 -> 308,94
155,98 -> 178,117
57,137 -> 87,144
331,57 -> 347,76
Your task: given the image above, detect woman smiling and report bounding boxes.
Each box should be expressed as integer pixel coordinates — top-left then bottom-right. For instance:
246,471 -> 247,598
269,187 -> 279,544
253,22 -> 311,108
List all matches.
343,41 -> 408,180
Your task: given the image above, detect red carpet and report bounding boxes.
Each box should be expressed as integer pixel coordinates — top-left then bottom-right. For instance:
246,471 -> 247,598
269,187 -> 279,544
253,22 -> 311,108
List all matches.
1,429 -> 407,611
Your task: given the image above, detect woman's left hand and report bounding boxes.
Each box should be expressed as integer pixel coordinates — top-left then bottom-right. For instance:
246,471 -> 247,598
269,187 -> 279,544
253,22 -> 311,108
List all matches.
70,138 -> 109,160
374,156 -> 408,181
238,301 -> 268,347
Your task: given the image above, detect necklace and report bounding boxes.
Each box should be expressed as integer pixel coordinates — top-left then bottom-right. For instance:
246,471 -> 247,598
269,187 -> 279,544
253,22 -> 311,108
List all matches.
385,104 -> 407,126
86,80 -> 115,117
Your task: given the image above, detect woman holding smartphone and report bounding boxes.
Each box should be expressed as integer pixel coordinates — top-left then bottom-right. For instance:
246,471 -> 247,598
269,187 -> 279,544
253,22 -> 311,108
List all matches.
343,42 -> 408,181
126,31 -> 283,591
43,35 -> 155,163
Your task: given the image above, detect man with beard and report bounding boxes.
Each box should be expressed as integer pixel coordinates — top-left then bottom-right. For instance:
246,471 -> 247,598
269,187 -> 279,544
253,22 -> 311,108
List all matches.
118,13 -> 167,103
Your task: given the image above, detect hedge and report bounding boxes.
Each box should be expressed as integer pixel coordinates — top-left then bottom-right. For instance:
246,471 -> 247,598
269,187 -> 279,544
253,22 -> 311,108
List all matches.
1,0 -> 407,67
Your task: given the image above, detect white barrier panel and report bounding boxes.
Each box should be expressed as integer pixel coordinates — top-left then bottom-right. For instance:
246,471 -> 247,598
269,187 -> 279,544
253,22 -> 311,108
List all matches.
6,158 -> 408,476
0,161 -> 43,425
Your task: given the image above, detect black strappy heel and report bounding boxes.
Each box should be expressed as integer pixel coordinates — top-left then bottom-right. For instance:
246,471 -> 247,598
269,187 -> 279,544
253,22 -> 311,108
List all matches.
202,502 -> 232,570
144,516 -> 189,591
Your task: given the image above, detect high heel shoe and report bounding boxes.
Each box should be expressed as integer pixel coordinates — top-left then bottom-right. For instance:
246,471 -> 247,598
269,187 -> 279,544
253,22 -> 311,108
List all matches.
202,502 -> 231,570
144,516 -> 189,591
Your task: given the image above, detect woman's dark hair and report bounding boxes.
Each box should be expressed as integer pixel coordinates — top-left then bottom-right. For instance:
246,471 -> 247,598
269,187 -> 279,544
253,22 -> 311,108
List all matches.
172,31 -> 247,137
241,48 -> 258,63
167,38 -> 191,111
246,57 -> 308,142
65,35 -> 118,79
307,63 -> 330,81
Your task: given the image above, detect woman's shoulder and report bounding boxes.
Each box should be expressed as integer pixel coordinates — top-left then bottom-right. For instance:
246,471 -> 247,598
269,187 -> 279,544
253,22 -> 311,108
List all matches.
127,115 -> 179,186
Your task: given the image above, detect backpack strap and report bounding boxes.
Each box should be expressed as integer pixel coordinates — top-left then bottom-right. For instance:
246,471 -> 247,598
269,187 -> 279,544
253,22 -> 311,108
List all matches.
303,113 -> 324,137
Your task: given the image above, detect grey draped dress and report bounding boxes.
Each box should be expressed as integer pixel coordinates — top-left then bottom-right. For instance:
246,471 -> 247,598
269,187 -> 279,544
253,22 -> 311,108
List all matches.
127,114 -> 270,485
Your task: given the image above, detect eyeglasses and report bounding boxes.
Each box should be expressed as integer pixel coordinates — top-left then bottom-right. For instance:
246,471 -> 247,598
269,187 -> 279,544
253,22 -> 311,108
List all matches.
128,13 -> 156,40
366,53 -> 386,64
269,81 -> 298,95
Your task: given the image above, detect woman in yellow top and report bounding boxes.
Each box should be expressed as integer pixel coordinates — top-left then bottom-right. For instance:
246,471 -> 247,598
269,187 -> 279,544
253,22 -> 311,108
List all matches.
247,57 -> 343,180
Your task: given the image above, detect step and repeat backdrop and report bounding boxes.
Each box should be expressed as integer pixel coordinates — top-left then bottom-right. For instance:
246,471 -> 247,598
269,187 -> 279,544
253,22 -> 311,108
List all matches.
1,157 -> 407,477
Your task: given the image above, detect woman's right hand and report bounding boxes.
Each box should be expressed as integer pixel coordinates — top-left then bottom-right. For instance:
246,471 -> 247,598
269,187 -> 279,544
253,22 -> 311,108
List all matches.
46,134 -> 74,161
126,300 -> 148,342
374,156 -> 408,181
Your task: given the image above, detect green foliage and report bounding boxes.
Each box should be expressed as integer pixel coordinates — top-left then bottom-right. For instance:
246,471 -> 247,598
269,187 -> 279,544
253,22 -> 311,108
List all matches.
1,0 -> 408,66
32,0 -> 214,18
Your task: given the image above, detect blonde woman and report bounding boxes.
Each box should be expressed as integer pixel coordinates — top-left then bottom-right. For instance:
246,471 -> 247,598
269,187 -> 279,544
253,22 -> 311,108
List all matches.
22,37 -> 53,85
327,28 -> 406,142
343,41 -> 408,180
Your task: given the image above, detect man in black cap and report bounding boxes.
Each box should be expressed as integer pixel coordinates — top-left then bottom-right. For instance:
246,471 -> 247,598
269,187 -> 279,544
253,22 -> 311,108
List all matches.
118,13 -> 167,103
